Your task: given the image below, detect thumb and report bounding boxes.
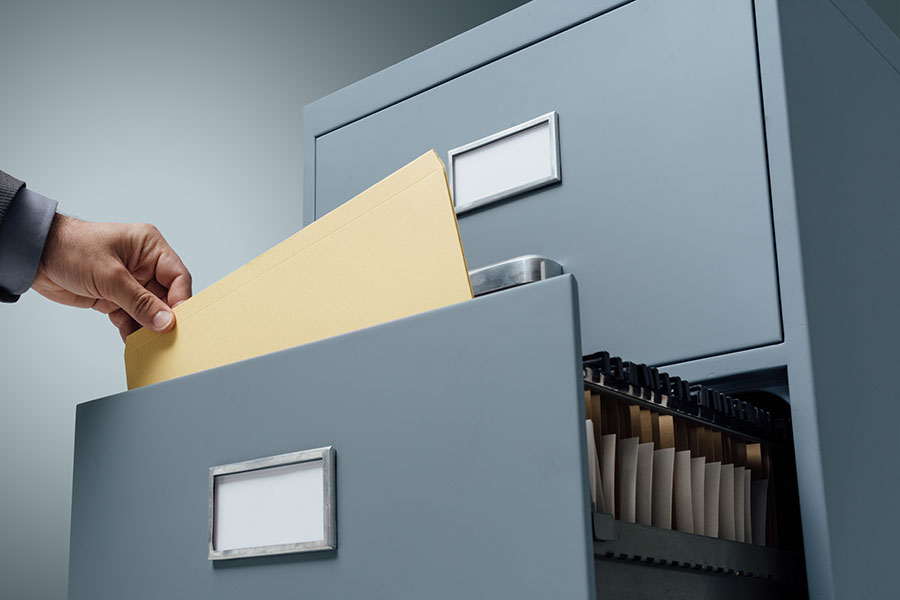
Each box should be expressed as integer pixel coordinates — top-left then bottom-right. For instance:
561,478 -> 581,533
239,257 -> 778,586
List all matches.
106,269 -> 176,334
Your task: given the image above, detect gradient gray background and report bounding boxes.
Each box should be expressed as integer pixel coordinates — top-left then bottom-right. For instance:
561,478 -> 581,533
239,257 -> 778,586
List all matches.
0,1 -> 525,597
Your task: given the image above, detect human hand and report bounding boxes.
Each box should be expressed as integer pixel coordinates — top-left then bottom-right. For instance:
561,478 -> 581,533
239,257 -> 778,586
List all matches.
32,214 -> 192,341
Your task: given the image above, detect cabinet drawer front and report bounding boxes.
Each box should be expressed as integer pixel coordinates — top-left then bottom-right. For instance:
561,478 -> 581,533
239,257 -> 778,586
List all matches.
69,277 -> 594,600
313,0 -> 782,366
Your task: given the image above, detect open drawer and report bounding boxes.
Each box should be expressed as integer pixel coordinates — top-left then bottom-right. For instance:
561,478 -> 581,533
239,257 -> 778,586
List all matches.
68,276 -> 595,599
69,273 -> 810,598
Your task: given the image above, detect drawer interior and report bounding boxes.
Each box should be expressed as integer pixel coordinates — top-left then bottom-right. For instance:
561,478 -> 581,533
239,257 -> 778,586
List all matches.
580,353 -> 808,598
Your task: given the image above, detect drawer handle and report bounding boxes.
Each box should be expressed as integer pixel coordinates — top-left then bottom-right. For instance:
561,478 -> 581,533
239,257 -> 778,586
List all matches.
468,254 -> 563,297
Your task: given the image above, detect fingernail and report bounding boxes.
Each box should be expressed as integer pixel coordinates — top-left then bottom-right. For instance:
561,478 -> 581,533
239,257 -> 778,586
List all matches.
173,300 -> 185,308
152,310 -> 173,331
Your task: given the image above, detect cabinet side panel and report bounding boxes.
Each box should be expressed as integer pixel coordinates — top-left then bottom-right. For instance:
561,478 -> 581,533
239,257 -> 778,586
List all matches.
778,1 -> 900,598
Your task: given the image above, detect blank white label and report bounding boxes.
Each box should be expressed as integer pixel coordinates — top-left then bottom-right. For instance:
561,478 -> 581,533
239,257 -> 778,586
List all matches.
452,117 -> 558,211
214,460 -> 324,552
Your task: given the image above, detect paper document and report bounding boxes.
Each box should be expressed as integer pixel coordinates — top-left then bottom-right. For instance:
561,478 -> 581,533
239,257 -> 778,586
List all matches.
743,468 -> 752,544
719,464 -> 736,541
691,456 -> 706,536
125,151 -> 473,389
601,434 -> 617,517
705,461 -> 721,538
619,437 -> 640,523
673,449 -> 694,534
651,447 -> 675,529
586,421 -> 605,513
734,466 -> 746,542
635,442 -> 654,526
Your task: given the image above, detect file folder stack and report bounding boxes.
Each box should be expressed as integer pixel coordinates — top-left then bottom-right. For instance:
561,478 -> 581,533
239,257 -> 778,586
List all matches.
582,352 -> 800,549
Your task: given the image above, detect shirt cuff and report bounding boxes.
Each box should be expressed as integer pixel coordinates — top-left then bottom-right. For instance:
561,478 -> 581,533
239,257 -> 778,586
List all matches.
0,187 -> 58,302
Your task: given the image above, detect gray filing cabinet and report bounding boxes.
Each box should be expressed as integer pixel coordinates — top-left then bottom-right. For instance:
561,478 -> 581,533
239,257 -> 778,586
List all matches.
70,0 -> 899,599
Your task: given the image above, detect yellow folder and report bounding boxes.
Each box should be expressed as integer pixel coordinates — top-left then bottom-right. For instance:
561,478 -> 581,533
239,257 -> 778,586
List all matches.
124,151 -> 473,389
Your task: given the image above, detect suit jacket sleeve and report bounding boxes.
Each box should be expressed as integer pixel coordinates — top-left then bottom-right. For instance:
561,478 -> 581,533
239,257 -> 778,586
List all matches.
0,170 -> 58,302
0,170 -> 25,225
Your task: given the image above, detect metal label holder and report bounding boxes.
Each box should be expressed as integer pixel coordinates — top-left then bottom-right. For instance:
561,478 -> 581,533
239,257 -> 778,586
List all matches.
208,446 -> 336,560
448,111 -> 561,215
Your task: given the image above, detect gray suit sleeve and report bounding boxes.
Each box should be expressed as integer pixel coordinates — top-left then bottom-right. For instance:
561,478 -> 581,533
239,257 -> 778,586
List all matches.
0,170 -> 25,224
0,176 -> 58,303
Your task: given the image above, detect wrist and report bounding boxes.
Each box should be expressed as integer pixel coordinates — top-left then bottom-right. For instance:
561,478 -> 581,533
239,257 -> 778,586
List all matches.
41,212 -> 69,263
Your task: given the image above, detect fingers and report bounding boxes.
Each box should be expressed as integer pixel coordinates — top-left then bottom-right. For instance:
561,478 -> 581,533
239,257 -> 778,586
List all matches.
109,309 -> 140,342
101,279 -> 167,342
152,245 -> 192,308
103,267 -> 176,334
146,279 -> 168,302
104,225 -> 189,339
166,271 -> 192,308
91,299 -> 120,315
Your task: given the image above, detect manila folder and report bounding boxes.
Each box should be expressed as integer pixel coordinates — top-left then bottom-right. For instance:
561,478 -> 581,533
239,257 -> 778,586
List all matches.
125,150 -> 472,389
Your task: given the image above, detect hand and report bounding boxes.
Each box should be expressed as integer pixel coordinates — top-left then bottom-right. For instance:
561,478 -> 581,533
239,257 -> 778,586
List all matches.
32,214 -> 192,342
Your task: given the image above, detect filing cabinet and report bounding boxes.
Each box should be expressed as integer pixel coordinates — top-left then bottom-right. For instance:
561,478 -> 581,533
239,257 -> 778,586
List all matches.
69,0 -> 900,599
301,0 -> 900,598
